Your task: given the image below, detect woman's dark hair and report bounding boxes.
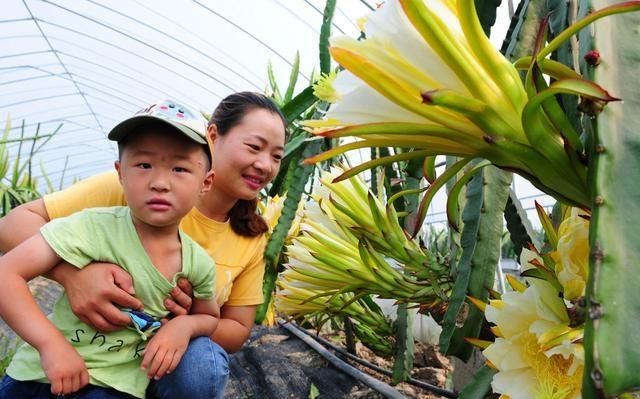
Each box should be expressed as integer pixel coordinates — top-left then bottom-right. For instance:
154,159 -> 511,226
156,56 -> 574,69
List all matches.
210,91 -> 286,237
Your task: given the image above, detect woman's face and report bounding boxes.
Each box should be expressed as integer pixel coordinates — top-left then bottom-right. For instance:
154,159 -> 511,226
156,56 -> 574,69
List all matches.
209,108 -> 285,201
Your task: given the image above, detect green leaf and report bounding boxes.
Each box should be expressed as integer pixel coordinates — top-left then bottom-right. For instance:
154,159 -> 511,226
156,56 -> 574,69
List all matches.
284,51 -> 300,104
39,160 -> 54,193
280,86 -> 318,126
546,0 -> 582,135
10,121 -> 27,186
422,155 -> 437,184
535,201 -> 558,249
387,186 -> 427,209
0,123 -> 10,179
523,77 -> 619,153
15,123 -> 59,181
458,365 -> 496,399
520,268 -> 564,292
391,303 -> 414,384
446,161 -> 491,232
450,166 -> 511,360
413,158 -> 471,236
513,57 -> 582,80
440,163 -> 511,360
308,383 -> 320,399
268,144 -> 300,198
267,61 -> 282,105
319,0 -> 337,74
504,189 -> 540,257
500,0 -> 532,58
538,1 -> 640,60
440,161 -> 484,355
334,150 -> 429,183
474,0 -> 502,36
255,139 -> 323,324
57,155 -> 70,191
283,130 -> 309,161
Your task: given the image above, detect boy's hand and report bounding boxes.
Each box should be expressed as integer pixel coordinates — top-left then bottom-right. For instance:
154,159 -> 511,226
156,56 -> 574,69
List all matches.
40,339 -> 89,395
141,317 -> 191,380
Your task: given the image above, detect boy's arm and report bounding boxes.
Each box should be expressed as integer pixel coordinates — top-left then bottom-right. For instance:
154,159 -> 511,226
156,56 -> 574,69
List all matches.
0,233 -> 89,394
141,315 -> 219,380
0,199 -> 142,332
141,297 -> 219,380
0,233 -> 67,347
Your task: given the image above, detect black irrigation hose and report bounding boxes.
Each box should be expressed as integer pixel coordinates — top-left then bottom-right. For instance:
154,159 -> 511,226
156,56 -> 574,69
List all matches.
279,321 -> 407,399
285,322 -> 458,398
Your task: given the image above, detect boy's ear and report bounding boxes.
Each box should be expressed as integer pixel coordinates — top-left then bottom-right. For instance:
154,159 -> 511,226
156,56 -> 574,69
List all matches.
201,170 -> 215,194
114,160 -> 123,182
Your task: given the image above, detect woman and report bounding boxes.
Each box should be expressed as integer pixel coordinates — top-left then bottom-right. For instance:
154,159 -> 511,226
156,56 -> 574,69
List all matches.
0,92 -> 286,399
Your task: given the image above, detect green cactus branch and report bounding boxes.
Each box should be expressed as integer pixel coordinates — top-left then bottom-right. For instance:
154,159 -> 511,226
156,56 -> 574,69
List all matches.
584,2 -> 640,396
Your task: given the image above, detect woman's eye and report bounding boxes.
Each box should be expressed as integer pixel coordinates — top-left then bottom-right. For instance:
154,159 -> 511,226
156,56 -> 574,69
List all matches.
273,154 -> 283,161
247,144 -> 260,151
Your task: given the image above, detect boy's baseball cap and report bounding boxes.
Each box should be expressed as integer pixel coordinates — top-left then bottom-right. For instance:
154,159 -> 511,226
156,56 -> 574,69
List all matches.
108,100 -> 208,146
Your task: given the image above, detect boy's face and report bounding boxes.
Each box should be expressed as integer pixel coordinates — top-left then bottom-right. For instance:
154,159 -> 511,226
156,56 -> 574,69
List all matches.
115,128 -> 213,229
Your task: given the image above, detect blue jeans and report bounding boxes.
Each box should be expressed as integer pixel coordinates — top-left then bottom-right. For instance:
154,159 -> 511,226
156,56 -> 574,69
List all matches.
146,337 -> 230,399
0,338 -> 229,399
0,375 -> 134,398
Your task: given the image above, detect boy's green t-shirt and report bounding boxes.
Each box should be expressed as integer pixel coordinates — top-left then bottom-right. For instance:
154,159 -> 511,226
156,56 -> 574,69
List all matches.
6,207 -> 216,398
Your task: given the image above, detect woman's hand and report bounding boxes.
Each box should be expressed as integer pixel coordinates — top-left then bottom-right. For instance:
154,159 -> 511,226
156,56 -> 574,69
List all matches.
59,262 -> 144,332
163,278 -> 194,316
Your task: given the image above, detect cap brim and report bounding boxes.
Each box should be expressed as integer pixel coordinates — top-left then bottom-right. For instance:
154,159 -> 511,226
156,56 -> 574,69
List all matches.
107,115 -> 207,145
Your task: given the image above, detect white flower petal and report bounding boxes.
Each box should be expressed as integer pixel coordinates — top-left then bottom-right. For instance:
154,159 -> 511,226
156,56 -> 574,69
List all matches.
328,71 -> 427,124
363,0 -> 468,93
483,337 -> 529,371
491,367 -> 538,399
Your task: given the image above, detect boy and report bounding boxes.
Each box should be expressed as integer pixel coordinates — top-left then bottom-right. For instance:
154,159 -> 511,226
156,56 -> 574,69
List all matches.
0,100 -> 219,398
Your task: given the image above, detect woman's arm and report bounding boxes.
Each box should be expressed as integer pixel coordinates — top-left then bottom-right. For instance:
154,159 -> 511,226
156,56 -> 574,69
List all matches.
164,280 -> 256,353
0,198 -> 143,331
0,200 -> 81,292
0,199 -> 50,252
57,262 -> 143,331
213,305 -> 256,353
191,297 -> 221,320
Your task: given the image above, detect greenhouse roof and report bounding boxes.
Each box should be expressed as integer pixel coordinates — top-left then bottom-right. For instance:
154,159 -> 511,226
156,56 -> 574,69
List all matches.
2,0 -> 370,185
1,0 -> 551,223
